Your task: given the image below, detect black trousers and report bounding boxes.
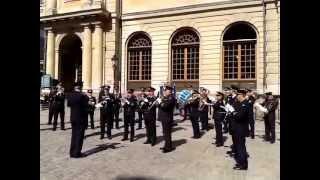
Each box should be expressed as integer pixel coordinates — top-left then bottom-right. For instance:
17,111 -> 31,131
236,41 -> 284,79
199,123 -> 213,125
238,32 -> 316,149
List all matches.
137,111 -> 143,129
161,120 -> 172,150
106,113 -> 114,138
53,109 -> 65,130
183,105 -> 190,120
48,106 -> 54,124
234,134 -> 248,166
124,115 -> 135,140
190,114 -> 200,137
114,108 -> 120,129
200,111 -> 209,130
249,120 -> 255,138
223,117 -> 229,133
214,120 -> 223,145
88,111 -> 95,129
144,115 -> 157,144
70,125 -> 85,157
264,118 -> 275,142
100,109 -> 106,138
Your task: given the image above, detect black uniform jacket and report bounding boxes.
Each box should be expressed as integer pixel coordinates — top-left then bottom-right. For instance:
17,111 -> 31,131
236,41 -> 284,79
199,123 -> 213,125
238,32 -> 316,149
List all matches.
263,99 -> 279,122
88,96 -> 96,112
231,100 -> 250,136
141,95 -> 157,119
53,92 -> 65,111
158,95 -> 175,123
123,96 -> 138,117
67,91 -> 89,127
212,100 -> 226,122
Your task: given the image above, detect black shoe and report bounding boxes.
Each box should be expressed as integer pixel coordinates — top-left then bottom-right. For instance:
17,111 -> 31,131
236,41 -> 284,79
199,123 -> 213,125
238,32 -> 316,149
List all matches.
100,136 -> 104,140
91,127 -> 95,129
226,150 -> 235,155
116,126 -> 119,129
71,153 -> 86,158
130,139 -> 134,142
162,147 -> 176,153
143,141 -> 151,144
52,128 -> 56,131
216,144 -> 223,147
121,138 -> 128,141
192,135 -> 201,139
48,122 -> 52,125
151,143 -> 156,146
251,136 -> 255,139
233,165 -> 248,170
136,127 -> 142,130
107,136 -> 112,140
270,141 -> 275,144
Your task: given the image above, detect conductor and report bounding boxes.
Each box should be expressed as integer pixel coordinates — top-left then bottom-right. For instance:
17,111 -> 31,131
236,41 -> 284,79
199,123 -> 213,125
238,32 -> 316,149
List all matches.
67,82 -> 89,158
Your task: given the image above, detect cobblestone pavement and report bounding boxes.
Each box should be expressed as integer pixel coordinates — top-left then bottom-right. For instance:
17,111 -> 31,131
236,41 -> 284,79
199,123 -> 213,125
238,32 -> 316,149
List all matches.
40,108 -> 280,180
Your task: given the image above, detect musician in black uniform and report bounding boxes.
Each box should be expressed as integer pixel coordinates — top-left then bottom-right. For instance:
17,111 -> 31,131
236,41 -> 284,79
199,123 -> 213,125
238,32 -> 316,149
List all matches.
67,82 -> 89,158
188,90 -> 201,139
231,89 -> 250,170
182,84 -> 193,121
226,86 -> 239,156
122,89 -> 138,142
98,85 -> 106,136
158,86 -> 176,153
47,87 -> 57,125
199,88 -> 211,131
137,87 -> 146,130
87,89 -> 96,129
262,92 -> 279,144
113,85 -> 121,129
212,91 -> 226,147
141,87 -> 157,146
100,86 -> 115,139
245,89 -> 256,139
224,86 -> 237,133
52,87 -> 65,131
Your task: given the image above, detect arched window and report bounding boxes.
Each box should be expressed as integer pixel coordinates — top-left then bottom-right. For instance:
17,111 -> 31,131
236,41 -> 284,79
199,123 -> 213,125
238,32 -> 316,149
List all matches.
171,28 -> 199,89
127,33 -> 152,89
223,23 -> 257,81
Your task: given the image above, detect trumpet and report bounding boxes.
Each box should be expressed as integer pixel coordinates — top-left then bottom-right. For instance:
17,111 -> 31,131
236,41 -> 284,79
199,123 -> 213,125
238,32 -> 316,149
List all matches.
147,97 -> 163,111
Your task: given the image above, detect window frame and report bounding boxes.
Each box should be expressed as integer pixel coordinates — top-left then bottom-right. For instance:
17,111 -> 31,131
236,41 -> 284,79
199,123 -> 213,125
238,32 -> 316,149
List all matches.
222,39 -> 257,81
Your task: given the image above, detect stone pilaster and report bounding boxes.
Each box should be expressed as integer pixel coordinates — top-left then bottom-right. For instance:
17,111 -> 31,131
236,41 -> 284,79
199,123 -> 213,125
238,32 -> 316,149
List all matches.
92,23 -> 103,91
46,29 -> 55,77
82,25 -> 93,90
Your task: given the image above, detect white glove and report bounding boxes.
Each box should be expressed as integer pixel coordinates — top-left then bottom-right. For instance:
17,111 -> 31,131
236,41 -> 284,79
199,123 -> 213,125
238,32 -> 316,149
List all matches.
144,98 -> 149,103
95,103 -> 103,108
225,104 -> 234,113
219,105 -> 227,111
156,98 -> 162,104
255,103 -> 268,113
125,100 -> 129,104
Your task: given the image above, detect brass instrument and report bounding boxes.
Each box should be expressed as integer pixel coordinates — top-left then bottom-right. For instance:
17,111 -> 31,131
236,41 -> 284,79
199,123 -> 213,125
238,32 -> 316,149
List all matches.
187,93 -> 201,104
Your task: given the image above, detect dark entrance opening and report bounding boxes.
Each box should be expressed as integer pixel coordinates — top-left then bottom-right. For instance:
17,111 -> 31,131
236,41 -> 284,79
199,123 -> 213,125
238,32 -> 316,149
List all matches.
59,34 -> 82,92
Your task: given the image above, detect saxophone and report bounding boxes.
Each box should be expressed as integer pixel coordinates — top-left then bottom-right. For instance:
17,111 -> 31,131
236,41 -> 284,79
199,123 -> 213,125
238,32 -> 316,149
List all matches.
198,96 -> 208,111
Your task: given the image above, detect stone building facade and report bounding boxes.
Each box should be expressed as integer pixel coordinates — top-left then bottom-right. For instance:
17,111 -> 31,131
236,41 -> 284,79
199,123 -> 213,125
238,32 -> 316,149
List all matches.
40,0 -> 280,95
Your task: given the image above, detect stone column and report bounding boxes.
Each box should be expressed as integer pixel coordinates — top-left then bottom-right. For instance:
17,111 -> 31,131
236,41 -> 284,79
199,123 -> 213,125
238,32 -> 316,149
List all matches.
92,23 -> 103,90
82,25 -> 92,90
46,29 -> 55,77
54,49 -> 59,79
46,0 -> 57,15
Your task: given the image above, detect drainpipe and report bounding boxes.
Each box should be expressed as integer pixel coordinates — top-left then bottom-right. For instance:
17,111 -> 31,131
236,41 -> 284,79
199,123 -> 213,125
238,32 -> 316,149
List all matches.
262,0 -> 267,93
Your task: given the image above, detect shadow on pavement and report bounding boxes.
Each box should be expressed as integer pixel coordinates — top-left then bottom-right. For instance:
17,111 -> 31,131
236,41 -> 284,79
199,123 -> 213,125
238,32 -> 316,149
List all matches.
172,139 -> 187,148
113,175 -> 166,180
135,133 -> 147,141
84,132 -> 100,138
83,143 -> 123,156
154,127 -> 186,145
